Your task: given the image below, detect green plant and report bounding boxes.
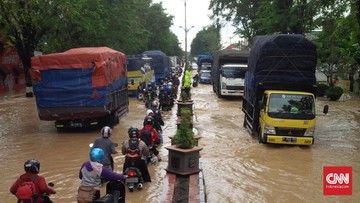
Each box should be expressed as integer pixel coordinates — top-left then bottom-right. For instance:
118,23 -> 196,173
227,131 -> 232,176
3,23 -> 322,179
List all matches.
316,83 -> 330,97
325,86 -> 344,101
172,107 -> 195,149
180,90 -> 191,101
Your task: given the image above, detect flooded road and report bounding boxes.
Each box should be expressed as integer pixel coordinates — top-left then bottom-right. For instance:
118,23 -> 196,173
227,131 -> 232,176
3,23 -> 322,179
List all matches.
1,83 -> 360,203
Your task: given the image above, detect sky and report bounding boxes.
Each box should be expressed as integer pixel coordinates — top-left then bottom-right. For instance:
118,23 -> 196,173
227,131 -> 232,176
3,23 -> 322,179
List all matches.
152,0 -> 239,51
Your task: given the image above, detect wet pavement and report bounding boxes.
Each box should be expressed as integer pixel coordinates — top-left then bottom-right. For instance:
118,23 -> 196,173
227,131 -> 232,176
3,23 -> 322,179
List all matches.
1,83 -> 360,202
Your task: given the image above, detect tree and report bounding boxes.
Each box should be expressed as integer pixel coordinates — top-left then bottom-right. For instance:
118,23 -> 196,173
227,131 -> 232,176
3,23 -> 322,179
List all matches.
190,25 -> 221,56
254,0 -> 319,35
0,0 -> 78,96
210,0 -> 260,43
314,0 -> 355,85
144,2 -> 182,56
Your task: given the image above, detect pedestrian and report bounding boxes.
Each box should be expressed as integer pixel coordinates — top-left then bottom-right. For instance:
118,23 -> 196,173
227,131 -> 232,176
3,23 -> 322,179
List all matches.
77,148 -> 126,203
10,159 -> 56,203
92,126 -> 118,171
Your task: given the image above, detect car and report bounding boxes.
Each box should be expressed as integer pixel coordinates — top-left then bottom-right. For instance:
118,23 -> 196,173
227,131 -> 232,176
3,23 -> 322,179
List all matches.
199,70 -> 211,84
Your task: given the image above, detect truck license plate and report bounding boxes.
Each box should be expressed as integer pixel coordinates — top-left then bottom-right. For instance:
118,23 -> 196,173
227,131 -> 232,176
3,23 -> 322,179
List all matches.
126,177 -> 138,183
283,137 -> 297,142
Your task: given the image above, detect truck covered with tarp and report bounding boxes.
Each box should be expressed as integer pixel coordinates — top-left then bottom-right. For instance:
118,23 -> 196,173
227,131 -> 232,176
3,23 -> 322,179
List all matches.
142,50 -> 170,85
196,55 -> 213,72
30,47 -> 129,128
211,49 -> 249,97
242,34 -> 328,145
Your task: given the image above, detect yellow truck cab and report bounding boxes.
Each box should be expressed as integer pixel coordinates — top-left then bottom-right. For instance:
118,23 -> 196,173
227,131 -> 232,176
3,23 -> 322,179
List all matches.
127,55 -> 154,95
259,90 -> 316,145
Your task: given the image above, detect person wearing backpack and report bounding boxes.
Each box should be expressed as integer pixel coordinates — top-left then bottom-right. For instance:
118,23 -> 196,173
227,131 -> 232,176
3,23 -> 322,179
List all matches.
10,159 -> 56,203
139,116 -> 162,162
121,127 -> 151,183
91,126 -> 118,171
144,107 -> 164,144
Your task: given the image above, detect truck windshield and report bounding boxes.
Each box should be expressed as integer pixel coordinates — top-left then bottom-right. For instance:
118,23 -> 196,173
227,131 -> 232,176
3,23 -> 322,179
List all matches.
222,67 -> 247,78
267,94 -> 315,120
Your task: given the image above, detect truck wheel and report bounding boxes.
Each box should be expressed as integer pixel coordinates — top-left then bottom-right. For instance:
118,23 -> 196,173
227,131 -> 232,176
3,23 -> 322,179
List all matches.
258,127 -> 264,143
113,112 -> 119,125
217,88 -> 223,98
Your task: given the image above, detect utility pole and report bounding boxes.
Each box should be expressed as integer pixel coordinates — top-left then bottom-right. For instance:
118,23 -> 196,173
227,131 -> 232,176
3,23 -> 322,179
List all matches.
180,0 -> 194,70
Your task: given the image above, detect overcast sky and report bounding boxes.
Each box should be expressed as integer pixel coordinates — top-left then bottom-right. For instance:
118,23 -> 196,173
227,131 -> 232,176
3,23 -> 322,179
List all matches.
152,0 -> 239,51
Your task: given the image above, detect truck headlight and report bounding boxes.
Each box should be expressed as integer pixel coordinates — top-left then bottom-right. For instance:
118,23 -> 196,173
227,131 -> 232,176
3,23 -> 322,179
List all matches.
304,127 -> 315,136
221,82 -> 226,89
264,124 -> 276,134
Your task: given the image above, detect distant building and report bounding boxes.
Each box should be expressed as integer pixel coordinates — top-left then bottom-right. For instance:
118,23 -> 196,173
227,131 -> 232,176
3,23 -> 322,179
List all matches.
0,33 -> 25,96
315,70 -> 328,84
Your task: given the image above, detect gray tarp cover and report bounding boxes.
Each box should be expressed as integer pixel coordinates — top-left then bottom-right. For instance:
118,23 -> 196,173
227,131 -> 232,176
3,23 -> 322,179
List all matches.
246,34 -> 317,89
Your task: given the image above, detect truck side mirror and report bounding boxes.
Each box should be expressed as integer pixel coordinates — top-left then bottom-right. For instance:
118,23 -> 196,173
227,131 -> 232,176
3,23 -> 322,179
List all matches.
323,105 -> 329,115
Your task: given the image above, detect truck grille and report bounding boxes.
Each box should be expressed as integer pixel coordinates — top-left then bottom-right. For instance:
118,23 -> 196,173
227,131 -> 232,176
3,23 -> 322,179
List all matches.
226,86 -> 244,90
275,128 -> 306,136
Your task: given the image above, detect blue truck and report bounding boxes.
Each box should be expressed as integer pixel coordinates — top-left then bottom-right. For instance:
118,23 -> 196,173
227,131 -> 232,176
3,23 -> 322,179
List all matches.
142,50 -> 170,85
30,47 -> 129,129
196,55 -> 213,72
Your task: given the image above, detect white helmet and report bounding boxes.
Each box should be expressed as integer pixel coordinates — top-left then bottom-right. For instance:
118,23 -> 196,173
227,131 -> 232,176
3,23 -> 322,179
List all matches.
151,100 -> 159,108
146,109 -> 154,116
101,126 -> 112,138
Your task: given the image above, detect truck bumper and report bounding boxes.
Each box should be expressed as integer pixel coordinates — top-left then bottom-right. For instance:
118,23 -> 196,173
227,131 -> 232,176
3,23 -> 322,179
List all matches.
266,135 -> 313,145
220,90 -> 243,96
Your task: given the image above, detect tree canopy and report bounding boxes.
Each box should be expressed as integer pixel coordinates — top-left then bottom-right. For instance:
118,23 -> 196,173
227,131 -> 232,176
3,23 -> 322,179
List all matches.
190,25 -> 221,57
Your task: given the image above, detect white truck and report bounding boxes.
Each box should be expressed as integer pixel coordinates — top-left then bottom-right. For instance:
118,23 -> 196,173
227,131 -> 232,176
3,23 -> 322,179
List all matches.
211,49 -> 250,97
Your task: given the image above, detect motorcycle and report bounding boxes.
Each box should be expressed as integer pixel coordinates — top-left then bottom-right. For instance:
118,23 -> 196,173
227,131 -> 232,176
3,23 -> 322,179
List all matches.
124,166 -> 144,192
92,180 -> 125,203
137,92 -> 143,101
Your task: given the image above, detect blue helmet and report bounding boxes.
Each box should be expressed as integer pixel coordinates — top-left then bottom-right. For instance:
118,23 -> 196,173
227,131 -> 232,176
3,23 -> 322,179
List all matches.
90,148 -> 104,162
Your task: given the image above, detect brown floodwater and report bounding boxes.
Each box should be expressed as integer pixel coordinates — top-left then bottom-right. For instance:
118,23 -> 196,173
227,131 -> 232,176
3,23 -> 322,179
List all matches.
1,83 -> 359,203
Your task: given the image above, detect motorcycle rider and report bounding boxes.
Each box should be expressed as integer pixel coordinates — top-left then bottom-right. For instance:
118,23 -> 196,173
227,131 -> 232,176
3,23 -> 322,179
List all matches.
139,116 -> 162,162
92,126 -> 118,171
121,127 -> 152,183
145,103 -> 164,144
158,86 -> 169,111
78,148 -> 126,203
10,159 -> 56,203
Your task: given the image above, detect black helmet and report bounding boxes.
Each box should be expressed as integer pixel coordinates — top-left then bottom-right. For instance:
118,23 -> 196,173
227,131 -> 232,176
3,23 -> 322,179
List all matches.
144,116 -> 154,126
128,127 -> 140,138
24,159 -> 40,174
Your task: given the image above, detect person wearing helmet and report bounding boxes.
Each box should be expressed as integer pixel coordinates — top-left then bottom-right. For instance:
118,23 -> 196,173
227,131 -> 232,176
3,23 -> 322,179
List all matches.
92,126 -> 118,171
139,116 -> 162,162
146,104 -> 165,144
10,159 -> 56,203
121,127 -> 151,183
78,148 -> 126,203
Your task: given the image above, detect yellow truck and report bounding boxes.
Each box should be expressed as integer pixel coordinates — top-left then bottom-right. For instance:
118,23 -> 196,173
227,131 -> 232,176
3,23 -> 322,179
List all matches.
126,55 -> 154,96
242,34 -> 328,145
